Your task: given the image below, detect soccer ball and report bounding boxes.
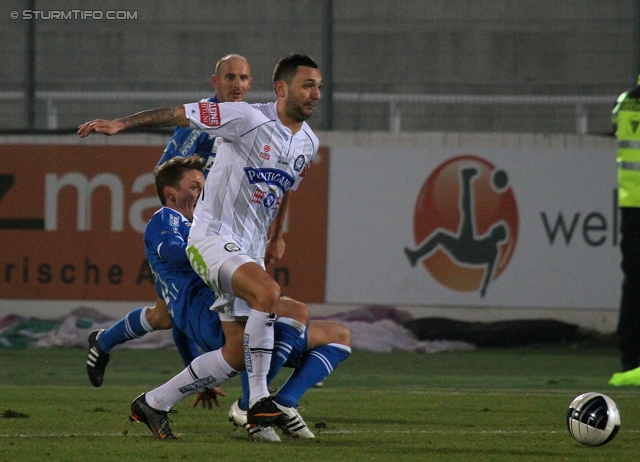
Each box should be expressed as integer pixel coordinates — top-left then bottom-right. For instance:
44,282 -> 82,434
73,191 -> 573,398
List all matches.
566,392 -> 620,446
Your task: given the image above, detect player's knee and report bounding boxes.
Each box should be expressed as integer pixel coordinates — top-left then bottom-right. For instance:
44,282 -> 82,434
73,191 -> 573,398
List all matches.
290,300 -> 310,325
247,277 -> 282,312
252,285 -> 281,313
278,298 -> 310,325
334,323 -> 352,348
295,300 -> 311,325
145,304 -> 173,330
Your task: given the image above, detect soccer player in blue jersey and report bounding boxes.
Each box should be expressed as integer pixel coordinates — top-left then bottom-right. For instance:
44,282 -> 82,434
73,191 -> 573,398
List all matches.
86,55 -> 253,387
127,155 -> 351,441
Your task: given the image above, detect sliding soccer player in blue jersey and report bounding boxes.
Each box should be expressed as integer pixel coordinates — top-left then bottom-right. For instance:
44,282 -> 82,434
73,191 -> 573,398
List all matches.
128,155 -> 351,441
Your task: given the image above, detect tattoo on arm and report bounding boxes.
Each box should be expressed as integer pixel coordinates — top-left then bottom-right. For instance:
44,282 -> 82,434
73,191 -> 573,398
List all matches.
117,107 -> 179,129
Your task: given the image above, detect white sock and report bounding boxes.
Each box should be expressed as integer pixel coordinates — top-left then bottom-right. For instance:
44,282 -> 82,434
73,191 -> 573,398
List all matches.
244,309 -> 276,408
139,306 -> 154,332
145,349 -> 237,411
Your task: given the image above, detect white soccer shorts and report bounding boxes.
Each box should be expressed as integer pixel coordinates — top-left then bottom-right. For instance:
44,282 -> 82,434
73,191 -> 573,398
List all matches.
187,234 -> 256,321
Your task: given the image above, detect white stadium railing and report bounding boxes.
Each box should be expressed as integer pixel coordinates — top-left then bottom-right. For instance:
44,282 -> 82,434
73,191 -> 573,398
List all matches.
0,91 -> 615,134
337,92 -> 615,134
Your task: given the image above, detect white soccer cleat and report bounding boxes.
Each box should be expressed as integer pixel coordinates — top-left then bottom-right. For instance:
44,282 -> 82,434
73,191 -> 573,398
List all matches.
228,400 -> 280,442
274,402 -> 316,439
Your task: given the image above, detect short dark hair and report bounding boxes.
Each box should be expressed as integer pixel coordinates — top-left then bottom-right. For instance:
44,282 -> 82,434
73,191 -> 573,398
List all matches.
272,53 -> 318,87
154,155 -> 204,205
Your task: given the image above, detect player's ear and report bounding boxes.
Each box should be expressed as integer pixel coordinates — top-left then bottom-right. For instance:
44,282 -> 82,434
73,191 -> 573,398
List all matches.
163,185 -> 175,203
211,74 -> 218,91
274,80 -> 286,98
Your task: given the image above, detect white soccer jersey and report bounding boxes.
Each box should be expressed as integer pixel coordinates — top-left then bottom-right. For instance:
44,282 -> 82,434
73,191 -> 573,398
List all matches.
185,101 -> 318,259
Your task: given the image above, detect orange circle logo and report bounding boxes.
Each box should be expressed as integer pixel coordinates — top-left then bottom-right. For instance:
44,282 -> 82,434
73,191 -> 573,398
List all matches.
404,155 -> 518,297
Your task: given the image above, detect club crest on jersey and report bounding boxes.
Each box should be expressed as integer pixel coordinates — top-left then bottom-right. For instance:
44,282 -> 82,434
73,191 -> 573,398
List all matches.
251,188 -> 281,209
263,192 -> 277,208
224,243 -> 241,252
197,102 -> 221,127
244,167 -> 294,193
293,155 -> 306,172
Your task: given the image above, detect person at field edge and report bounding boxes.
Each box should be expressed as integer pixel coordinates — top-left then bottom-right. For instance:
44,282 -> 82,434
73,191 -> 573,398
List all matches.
78,53 -> 324,426
130,155 -> 351,440
86,54 -> 253,389
610,75 -> 640,386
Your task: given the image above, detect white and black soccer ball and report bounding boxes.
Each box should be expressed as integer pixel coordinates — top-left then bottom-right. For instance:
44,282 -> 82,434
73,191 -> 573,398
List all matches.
566,392 -> 621,446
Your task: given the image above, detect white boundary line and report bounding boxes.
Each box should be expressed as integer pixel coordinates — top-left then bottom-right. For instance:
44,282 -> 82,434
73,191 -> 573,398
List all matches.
2,429 -> 639,438
309,388 -> 640,398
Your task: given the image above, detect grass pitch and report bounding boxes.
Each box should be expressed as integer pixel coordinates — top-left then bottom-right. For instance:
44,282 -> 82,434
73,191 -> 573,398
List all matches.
0,345 -> 638,461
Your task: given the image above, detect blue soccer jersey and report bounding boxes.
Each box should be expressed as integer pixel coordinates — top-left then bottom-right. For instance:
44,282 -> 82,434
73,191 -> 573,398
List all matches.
144,206 -> 224,351
156,96 -> 222,177
145,206 -> 309,359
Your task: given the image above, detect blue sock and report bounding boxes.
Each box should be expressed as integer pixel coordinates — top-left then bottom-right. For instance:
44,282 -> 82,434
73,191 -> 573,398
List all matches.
97,307 -> 153,353
238,319 -> 306,411
267,318 -> 306,383
274,343 -> 351,408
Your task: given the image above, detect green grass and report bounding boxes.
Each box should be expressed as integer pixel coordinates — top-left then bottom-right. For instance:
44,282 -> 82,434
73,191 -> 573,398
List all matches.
0,346 -> 638,461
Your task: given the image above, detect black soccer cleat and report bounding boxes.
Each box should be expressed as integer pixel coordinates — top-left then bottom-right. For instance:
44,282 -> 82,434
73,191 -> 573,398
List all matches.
130,393 -> 178,440
247,397 -> 289,427
86,329 -> 110,387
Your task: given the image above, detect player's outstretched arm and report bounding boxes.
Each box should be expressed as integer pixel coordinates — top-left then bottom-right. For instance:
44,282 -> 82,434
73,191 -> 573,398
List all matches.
77,106 -> 189,138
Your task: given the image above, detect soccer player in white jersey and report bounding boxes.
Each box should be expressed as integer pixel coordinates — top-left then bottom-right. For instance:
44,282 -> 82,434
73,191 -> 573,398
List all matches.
127,155 -> 351,441
78,53 -> 323,427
